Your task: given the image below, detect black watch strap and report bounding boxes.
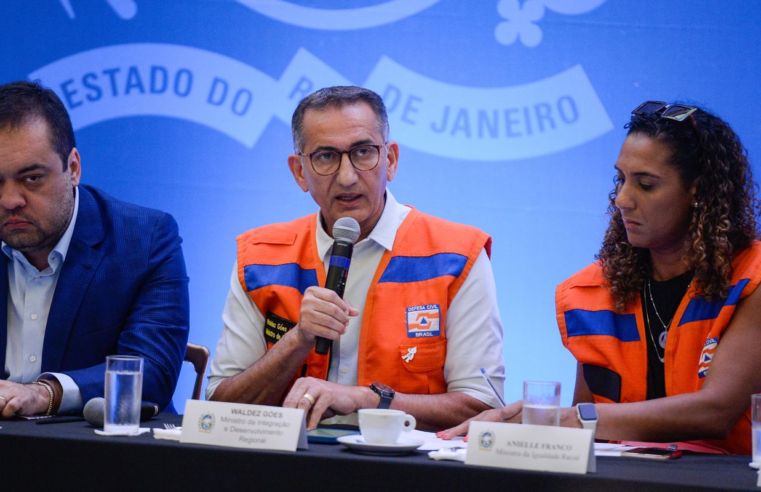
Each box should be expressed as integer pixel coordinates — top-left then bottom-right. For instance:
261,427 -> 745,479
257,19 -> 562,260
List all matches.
370,382 -> 395,409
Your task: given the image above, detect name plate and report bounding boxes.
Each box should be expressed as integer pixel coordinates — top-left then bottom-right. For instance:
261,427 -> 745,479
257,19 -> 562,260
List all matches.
181,400 -> 307,451
466,422 -> 595,474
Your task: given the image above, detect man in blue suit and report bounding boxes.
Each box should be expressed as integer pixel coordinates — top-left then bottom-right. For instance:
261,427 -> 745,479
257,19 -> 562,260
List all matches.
0,80 -> 189,417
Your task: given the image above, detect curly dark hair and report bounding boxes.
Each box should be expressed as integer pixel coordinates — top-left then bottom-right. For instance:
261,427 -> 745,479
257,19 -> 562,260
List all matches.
598,104 -> 760,312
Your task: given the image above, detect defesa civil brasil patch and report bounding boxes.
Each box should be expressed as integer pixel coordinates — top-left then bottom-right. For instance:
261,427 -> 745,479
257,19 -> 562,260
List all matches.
698,337 -> 718,379
406,304 -> 441,338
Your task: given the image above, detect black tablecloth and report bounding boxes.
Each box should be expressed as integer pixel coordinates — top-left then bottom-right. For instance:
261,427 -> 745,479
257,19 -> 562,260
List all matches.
1,413 -> 757,491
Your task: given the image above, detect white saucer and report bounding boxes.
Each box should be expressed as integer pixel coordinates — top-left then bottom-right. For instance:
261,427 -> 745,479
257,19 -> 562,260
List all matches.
750,461 -> 759,470
337,434 -> 424,455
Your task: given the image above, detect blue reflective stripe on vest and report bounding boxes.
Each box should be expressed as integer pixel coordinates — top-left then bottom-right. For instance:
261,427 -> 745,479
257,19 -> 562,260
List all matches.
565,309 -> 640,342
678,278 -> 750,326
243,263 -> 318,295
378,253 -> 468,284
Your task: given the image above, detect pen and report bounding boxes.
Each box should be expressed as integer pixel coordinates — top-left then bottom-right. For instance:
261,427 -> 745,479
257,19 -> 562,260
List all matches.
35,416 -> 86,425
480,367 -> 506,407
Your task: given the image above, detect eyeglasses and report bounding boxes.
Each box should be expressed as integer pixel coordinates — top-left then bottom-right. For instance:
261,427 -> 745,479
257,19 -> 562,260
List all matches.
300,143 -> 386,176
632,101 -> 698,122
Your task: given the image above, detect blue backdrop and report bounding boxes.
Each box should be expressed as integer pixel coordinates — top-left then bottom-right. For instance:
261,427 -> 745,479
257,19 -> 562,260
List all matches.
3,0 -> 760,409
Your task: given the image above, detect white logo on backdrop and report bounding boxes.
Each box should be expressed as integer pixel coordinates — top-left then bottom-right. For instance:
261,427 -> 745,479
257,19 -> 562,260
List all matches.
234,0 -> 442,30
58,0 -> 137,20
55,0 -> 607,36
41,0 -> 612,160
496,0 -> 607,47
30,44 -> 611,161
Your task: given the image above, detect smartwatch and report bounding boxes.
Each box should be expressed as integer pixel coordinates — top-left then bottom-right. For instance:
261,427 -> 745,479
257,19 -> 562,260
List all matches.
369,382 -> 395,409
576,403 -> 598,433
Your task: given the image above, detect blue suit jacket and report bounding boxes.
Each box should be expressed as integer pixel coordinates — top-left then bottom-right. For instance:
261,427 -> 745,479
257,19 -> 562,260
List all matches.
0,185 -> 190,412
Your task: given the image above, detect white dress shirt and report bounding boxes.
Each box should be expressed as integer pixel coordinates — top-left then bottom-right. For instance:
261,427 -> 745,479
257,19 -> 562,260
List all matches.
208,190 -> 505,423
3,187 -> 81,413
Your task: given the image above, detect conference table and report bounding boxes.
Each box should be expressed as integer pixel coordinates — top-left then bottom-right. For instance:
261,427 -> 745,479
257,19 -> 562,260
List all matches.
1,413 -> 758,491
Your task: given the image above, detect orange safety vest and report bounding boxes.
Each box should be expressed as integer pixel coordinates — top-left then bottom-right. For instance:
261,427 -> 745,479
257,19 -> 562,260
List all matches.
237,208 -> 491,400
556,241 -> 761,454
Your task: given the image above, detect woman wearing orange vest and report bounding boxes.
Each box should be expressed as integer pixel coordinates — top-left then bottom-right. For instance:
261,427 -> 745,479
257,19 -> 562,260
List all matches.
441,102 -> 761,454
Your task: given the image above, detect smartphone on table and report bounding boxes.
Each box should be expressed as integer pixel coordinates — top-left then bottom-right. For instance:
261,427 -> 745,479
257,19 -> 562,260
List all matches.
307,428 -> 359,444
621,447 -> 683,460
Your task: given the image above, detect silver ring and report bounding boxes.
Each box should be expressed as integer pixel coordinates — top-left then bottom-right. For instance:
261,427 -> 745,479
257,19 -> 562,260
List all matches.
301,393 -> 315,406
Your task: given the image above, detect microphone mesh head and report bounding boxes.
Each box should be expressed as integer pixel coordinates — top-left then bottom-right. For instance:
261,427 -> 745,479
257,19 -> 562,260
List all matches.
333,217 -> 361,244
83,397 -> 106,427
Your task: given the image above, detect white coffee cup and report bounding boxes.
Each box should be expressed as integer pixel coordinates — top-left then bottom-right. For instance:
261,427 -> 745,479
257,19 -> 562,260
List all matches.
358,409 -> 416,444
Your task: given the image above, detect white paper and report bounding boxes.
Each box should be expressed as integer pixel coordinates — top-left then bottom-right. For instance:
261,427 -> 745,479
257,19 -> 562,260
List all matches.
408,429 -> 467,451
153,428 -> 182,440
428,448 -> 467,462
593,443 -> 637,457
94,427 -> 151,437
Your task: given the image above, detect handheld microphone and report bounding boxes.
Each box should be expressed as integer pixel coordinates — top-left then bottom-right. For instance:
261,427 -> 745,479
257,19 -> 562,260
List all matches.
315,217 -> 361,355
83,397 -> 160,427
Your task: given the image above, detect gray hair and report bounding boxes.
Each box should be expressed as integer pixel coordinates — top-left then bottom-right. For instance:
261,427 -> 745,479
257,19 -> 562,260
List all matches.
291,86 -> 389,152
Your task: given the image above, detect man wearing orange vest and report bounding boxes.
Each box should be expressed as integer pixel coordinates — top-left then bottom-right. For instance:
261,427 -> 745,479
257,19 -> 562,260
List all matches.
207,86 -> 505,430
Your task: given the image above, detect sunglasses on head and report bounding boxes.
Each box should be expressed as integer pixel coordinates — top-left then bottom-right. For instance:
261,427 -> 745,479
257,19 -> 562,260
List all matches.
632,101 -> 698,122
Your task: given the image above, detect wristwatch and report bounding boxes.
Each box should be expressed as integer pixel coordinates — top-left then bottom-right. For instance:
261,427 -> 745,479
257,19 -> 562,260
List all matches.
576,403 -> 598,433
369,382 -> 395,409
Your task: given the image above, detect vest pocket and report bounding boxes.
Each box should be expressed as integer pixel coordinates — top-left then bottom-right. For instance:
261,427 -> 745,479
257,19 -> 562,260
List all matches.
582,363 -> 622,403
396,339 -> 447,394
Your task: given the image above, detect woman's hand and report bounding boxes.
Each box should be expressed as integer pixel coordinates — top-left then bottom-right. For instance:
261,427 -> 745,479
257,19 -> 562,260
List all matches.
436,400 -> 522,439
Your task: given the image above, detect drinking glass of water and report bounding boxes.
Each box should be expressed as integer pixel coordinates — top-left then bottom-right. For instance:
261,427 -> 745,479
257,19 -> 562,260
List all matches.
104,355 -> 144,434
522,380 -> 561,426
752,394 -> 761,465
